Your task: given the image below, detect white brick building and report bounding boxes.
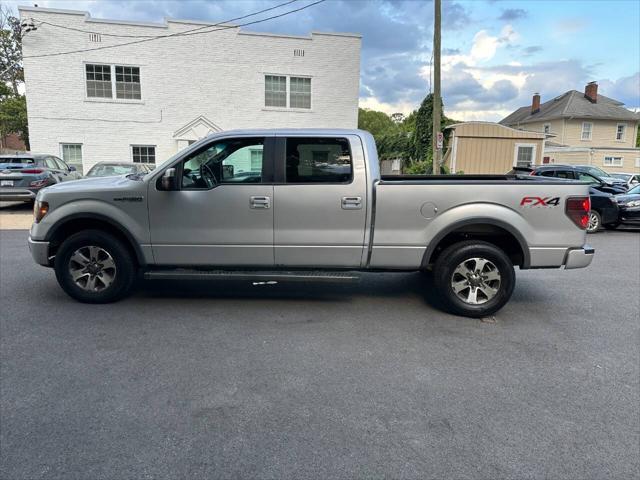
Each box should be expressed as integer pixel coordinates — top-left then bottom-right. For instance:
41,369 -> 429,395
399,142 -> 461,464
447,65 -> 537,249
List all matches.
19,6 -> 361,173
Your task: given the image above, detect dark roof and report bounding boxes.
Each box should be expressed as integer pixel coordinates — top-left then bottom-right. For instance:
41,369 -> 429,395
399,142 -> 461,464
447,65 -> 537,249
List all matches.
500,90 -> 640,125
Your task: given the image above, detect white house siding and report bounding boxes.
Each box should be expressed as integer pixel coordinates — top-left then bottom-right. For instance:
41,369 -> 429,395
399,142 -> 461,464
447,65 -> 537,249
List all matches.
19,7 -> 361,172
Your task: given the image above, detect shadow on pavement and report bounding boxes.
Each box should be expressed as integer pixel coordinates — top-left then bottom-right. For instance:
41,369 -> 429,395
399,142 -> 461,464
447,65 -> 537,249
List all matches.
137,272 -> 451,313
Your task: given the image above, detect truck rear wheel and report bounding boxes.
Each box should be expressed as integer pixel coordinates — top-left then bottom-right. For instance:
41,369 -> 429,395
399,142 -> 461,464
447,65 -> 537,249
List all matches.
433,241 -> 515,318
54,230 -> 136,303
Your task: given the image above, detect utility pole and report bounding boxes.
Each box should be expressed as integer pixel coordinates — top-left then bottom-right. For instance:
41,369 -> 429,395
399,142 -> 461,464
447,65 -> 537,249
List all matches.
432,0 -> 442,175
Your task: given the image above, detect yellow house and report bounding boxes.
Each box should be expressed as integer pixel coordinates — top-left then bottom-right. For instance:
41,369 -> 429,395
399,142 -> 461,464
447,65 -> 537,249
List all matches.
444,122 -> 548,174
501,82 -> 640,173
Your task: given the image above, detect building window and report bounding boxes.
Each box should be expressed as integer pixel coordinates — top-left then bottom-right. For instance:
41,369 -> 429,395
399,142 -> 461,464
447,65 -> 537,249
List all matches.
132,145 -> 156,164
60,144 -> 83,170
265,75 -> 311,109
86,64 -> 112,98
581,122 -> 593,140
86,64 -> 141,100
115,66 -> 141,100
636,158 -> 640,168
543,124 -> 550,134
616,124 -> 626,141
290,77 -> 311,109
603,156 -> 623,167
514,144 -> 536,168
265,75 -> 287,107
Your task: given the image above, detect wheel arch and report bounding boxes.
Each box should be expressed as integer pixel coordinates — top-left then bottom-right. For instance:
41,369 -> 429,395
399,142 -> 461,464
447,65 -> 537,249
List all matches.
422,217 -> 530,269
45,213 -> 146,266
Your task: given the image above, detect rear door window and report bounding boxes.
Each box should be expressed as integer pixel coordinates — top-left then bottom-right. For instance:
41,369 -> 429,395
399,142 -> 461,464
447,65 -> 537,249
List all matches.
44,157 -> 59,169
284,137 -> 352,183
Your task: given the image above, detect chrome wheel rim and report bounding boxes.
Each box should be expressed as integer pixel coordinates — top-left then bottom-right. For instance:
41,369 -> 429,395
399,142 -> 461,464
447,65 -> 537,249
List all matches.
587,212 -> 599,232
450,257 -> 501,305
68,246 -> 116,292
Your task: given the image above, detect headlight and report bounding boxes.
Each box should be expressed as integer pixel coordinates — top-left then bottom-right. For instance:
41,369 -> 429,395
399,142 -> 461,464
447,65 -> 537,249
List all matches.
33,200 -> 49,223
626,200 -> 640,207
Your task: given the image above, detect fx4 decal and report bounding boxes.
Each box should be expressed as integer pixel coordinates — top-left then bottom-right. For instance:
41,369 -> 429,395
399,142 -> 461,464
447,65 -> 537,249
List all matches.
520,196 -> 561,207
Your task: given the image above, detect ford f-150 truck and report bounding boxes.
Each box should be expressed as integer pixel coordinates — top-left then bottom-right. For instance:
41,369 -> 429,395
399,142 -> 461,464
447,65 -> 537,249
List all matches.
28,129 -> 594,317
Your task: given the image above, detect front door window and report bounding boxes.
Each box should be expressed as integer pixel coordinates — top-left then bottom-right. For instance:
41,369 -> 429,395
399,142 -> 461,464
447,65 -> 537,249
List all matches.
180,138 -> 265,189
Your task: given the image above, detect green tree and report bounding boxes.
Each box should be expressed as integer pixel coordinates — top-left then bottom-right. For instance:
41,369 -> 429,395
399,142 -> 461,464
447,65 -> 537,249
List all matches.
357,108 -> 397,137
0,4 -> 28,149
0,4 -> 23,96
412,93 -> 449,163
0,93 -> 28,147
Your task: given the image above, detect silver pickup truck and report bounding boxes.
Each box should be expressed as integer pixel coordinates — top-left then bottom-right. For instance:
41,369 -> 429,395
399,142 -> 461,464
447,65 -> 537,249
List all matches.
28,129 -> 594,317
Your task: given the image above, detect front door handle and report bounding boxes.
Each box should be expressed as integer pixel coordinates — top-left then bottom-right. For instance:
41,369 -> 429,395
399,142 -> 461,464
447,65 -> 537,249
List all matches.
250,196 -> 271,209
341,196 -> 362,210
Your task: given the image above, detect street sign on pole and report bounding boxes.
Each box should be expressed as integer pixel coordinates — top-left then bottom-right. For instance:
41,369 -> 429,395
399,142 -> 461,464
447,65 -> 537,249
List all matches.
436,132 -> 444,149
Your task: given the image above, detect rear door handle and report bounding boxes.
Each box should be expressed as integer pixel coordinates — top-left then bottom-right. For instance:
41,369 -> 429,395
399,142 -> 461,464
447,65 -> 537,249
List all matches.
341,196 -> 362,210
250,196 -> 271,209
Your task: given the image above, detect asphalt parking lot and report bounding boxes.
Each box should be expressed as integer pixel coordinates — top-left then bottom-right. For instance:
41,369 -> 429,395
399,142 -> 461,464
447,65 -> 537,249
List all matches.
1,228 -> 638,479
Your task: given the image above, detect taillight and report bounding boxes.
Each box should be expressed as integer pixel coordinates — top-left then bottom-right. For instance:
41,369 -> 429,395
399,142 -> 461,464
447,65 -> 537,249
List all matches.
565,196 -> 590,230
20,169 -> 44,174
30,178 -> 52,187
529,170 -> 536,175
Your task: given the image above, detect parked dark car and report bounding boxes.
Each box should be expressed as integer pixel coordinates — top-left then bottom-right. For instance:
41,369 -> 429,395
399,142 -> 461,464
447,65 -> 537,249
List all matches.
86,162 -> 152,178
587,187 -> 620,233
610,184 -> 640,228
0,153 -> 82,202
531,164 -> 628,194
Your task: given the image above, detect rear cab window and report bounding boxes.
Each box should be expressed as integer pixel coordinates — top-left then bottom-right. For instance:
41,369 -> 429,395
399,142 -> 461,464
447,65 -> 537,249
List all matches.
284,137 -> 352,183
0,157 -> 35,164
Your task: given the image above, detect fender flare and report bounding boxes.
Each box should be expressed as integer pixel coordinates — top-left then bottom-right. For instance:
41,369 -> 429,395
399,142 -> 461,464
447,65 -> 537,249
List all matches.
421,217 -> 530,269
44,212 -> 146,265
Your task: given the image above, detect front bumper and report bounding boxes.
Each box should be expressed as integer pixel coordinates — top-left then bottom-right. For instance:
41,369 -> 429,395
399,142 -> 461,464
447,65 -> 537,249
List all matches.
28,236 -> 51,266
564,244 -> 595,269
0,188 -> 37,202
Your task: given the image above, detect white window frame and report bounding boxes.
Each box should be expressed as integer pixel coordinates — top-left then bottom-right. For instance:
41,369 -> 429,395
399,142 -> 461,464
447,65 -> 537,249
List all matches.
84,62 -> 143,103
513,143 -> 537,167
603,156 -> 623,167
130,144 -> 156,164
263,73 -> 312,111
615,123 -> 626,141
636,157 -> 640,168
59,143 -> 83,169
581,122 -> 593,141
543,123 -> 551,134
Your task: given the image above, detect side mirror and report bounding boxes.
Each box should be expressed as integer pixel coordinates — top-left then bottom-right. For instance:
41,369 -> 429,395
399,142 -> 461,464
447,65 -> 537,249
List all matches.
161,168 -> 177,191
68,165 -> 77,172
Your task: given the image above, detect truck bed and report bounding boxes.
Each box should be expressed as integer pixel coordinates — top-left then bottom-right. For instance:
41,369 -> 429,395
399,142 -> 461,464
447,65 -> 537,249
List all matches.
380,174 -> 580,184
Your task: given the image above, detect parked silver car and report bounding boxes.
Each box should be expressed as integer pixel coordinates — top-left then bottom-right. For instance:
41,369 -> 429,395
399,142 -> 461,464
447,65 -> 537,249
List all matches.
0,153 -> 82,202
86,162 -> 152,178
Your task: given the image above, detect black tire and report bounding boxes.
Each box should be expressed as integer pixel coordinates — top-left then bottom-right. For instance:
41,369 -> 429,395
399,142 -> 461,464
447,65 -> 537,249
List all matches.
54,229 -> 136,303
587,210 -> 601,233
433,240 -> 516,318
603,222 -> 619,230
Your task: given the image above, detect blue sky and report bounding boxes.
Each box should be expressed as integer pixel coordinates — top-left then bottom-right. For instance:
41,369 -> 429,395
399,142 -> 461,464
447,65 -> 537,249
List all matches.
8,0 -> 640,121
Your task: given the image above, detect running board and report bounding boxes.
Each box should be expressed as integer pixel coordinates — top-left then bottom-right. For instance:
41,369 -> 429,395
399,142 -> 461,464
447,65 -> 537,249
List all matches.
144,269 -> 361,283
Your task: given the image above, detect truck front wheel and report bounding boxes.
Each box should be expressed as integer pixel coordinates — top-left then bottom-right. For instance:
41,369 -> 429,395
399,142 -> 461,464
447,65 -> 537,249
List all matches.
433,241 -> 515,318
54,230 -> 136,303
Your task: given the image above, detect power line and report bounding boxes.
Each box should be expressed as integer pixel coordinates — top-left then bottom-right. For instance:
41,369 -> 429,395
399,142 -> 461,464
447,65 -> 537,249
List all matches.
33,0 -> 299,39
24,0 -> 325,59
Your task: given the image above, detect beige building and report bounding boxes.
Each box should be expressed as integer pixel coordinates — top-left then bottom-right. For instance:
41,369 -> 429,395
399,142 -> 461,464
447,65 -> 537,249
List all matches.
444,122 -> 548,174
501,82 -> 640,173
